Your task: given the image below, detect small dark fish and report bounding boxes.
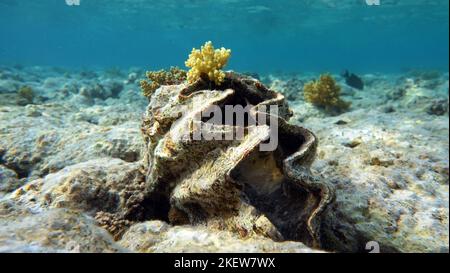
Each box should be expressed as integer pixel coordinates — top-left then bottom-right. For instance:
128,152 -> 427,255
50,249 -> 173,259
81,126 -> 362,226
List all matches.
342,70 -> 364,90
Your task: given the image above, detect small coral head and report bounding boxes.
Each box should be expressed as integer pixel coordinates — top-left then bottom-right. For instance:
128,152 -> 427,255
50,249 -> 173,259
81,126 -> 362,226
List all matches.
185,41 -> 231,85
303,73 -> 350,113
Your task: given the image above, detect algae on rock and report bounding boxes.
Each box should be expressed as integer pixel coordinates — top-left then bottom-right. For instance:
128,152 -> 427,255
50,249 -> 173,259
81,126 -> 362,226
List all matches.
140,67 -> 187,99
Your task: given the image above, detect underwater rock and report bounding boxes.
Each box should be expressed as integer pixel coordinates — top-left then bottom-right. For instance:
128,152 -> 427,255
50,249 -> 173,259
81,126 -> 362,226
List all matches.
0,207 -> 121,253
77,80 -> 123,102
0,165 -> 22,193
271,77 -> 305,101
130,72 -> 335,248
407,69 -> 442,81
79,83 -> 109,100
0,104 -> 143,179
119,220 -> 323,253
43,77 -> 63,89
381,104 -> 396,113
426,99 -> 449,116
9,158 -> 143,216
367,149 -> 396,167
0,79 -> 19,94
104,80 -> 124,97
387,87 -> 406,100
140,67 -> 187,99
24,104 -> 43,117
126,72 -> 138,84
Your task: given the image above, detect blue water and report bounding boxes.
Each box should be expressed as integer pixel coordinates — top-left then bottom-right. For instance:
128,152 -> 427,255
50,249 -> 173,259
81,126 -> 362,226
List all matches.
0,0 -> 448,74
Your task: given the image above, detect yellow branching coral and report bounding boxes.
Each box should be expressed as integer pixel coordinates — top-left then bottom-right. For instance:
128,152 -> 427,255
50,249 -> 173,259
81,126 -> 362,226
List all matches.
185,41 -> 231,85
140,67 -> 187,99
304,74 -> 350,112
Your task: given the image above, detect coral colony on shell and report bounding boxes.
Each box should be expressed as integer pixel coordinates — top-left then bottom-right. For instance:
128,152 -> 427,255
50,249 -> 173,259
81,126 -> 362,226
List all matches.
185,41 -> 231,85
0,0 -> 448,258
